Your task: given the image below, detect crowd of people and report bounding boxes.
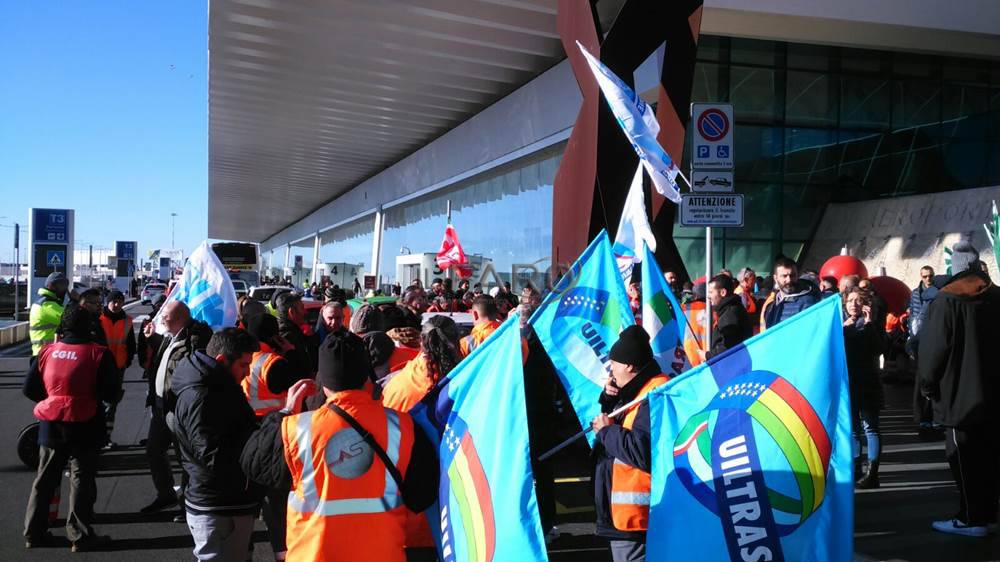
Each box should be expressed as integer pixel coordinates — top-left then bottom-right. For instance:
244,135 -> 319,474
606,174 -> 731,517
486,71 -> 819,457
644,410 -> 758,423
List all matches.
18,237 -> 1000,559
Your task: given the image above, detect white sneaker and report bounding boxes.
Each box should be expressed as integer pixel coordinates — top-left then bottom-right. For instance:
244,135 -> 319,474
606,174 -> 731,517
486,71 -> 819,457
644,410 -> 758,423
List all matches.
931,519 -> 989,537
544,526 -> 560,545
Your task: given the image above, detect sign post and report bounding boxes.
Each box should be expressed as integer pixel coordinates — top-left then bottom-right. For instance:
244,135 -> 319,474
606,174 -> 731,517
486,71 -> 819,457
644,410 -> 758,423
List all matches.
690,103 -> 737,349
28,209 -> 74,307
115,241 -> 138,297
13,223 -> 19,318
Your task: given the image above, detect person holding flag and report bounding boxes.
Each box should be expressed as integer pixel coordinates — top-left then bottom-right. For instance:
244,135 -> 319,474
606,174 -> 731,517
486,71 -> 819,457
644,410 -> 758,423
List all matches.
590,325 -> 670,562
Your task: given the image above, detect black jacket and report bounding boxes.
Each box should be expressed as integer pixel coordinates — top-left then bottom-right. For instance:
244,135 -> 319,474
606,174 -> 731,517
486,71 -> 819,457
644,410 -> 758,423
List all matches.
844,318 -> 884,412
707,294 -> 754,359
172,351 -> 265,515
146,319 -> 213,412
918,269 -> 1000,428
278,318 -> 318,376
593,365 -> 660,541
22,334 -> 120,448
240,393 -> 439,514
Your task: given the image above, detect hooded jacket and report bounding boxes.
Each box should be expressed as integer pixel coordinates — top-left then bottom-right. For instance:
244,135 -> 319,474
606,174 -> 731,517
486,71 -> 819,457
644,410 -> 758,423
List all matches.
918,269 -> 1000,428
171,351 -> 265,515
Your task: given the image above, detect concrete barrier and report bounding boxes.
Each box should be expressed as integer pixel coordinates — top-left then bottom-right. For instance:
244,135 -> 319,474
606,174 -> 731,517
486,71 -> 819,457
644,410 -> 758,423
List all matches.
0,322 -> 29,348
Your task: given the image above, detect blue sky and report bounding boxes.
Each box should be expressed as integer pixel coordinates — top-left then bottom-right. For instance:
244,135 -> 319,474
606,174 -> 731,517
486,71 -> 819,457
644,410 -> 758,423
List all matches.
0,2 -> 207,266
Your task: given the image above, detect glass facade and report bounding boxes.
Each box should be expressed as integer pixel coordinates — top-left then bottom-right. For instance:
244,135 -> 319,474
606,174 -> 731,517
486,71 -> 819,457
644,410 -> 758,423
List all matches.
677,36 -> 1000,276
379,144 -> 561,286
319,215 -> 375,271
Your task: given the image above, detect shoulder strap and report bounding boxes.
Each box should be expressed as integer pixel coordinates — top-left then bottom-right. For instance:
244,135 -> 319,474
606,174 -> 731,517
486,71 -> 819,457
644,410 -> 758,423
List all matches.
326,402 -> 405,492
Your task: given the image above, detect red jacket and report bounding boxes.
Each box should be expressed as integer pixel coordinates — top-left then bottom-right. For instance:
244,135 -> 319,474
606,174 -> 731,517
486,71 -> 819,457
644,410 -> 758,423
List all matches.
34,341 -> 107,422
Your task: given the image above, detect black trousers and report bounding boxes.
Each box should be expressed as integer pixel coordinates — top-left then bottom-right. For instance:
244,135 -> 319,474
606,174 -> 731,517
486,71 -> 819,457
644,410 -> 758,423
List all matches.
24,444 -> 99,541
945,426 -> 1000,526
146,408 -> 183,499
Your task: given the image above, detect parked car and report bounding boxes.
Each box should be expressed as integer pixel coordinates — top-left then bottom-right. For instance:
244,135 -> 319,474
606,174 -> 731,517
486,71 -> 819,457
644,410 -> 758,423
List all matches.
248,285 -> 292,304
141,283 -> 166,305
231,279 -> 249,299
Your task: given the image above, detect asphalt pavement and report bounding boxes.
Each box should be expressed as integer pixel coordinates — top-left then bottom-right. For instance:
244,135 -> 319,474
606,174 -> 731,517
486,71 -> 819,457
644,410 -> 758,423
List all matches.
0,305 -> 996,560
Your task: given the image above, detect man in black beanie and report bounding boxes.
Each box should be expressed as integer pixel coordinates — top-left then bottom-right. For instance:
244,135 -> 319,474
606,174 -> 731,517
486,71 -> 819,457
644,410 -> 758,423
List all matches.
590,325 -> 670,562
240,331 -> 438,561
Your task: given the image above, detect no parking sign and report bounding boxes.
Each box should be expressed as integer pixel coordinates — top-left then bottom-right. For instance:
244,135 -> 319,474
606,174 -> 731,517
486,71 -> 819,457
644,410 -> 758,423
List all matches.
692,103 -> 734,169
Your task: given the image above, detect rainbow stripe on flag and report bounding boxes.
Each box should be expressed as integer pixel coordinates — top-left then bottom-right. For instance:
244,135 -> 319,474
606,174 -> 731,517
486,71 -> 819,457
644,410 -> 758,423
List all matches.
441,416 -> 496,562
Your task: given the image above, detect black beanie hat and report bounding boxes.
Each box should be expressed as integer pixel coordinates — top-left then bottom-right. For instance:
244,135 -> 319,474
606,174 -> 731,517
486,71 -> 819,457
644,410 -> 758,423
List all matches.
363,331 -> 396,368
609,325 -> 654,367
318,331 -> 375,392
245,313 -> 279,343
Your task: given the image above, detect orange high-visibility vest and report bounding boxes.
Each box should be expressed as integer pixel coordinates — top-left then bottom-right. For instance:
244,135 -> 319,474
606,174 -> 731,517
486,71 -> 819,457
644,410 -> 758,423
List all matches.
282,391 -> 415,562
241,351 -> 285,416
682,302 -> 709,367
610,374 -> 669,531
99,314 -> 131,369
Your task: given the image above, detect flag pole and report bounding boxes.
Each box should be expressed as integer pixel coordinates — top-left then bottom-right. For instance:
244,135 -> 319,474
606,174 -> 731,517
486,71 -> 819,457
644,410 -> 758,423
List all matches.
537,394 -> 648,461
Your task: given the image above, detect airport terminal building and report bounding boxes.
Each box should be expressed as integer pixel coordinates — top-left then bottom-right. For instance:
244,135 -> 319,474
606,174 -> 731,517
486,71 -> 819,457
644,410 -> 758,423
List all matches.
208,0 -> 1000,289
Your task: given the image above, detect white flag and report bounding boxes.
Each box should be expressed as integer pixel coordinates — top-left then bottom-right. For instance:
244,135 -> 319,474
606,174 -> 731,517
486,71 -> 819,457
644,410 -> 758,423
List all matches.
576,41 -> 682,203
613,164 -> 657,281
154,241 -> 238,332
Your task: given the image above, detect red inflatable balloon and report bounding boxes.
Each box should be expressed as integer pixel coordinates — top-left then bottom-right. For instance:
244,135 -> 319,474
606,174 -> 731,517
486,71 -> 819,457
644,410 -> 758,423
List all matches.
820,255 -> 869,283
868,276 -> 911,316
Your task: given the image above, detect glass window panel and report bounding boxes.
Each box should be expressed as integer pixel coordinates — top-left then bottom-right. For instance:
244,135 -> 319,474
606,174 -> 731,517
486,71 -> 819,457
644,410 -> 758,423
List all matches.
730,37 -> 778,66
723,183 -> 780,239
723,240 -> 777,276
841,75 -> 891,129
730,66 -> 781,122
734,125 -> 784,182
786,71 -> 838,126
696,34 -> 725,62
841,48 -> 886,74
783,184 -> 827,240
691,63 -> 725,104
985,142 -> 1000,186
673,236 -> 725,281
892,80 -> 941,129
942,60 -> 990,83
319,216 -> 376,271
782,242 -> 805,263
893,53 -> 937,78
784,128 -> 839,186
941,84 -> 990,138
786,42 -> 831,71
939,139 -> 989,189
378,147 -> 561,285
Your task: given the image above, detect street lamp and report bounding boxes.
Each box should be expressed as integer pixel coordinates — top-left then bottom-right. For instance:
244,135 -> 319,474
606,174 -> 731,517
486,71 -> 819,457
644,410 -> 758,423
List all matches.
171,213 -> 178,249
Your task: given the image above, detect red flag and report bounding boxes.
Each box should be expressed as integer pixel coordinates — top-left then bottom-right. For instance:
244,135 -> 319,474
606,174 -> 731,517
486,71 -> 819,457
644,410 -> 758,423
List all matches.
437,223 -> 472,278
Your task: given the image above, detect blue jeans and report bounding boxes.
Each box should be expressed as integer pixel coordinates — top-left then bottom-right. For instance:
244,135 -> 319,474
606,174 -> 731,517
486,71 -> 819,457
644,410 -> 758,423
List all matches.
852,407 -> 881,463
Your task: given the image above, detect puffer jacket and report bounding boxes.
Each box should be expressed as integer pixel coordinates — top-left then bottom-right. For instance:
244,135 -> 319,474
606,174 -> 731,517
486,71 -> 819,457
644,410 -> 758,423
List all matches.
908,283 -> 939,337
146,319 -> 213,412
172,351 -> 265,515
918,269 -> 1000,428
761,281 -> 821,330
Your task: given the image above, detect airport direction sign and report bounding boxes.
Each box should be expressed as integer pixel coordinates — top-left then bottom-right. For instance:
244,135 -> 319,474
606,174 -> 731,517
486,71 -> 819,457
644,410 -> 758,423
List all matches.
691,170 -> 734,193
691,103 -> 734,169
681,194 -> 744,227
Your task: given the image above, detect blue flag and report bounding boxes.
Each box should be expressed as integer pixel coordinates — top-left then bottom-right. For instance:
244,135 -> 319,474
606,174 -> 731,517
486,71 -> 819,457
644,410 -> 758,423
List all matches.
639,242 -> 690,376
411,314 -> 548,562
154,241 -> 238,331
529,231 -> 635,444
647,296 -> 852,562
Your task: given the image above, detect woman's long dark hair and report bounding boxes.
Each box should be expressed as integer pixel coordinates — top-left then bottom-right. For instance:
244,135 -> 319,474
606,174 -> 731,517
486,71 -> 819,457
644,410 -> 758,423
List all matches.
420,315 -> 461,384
